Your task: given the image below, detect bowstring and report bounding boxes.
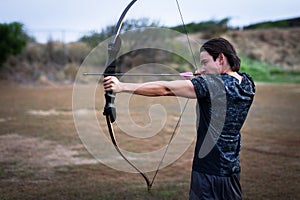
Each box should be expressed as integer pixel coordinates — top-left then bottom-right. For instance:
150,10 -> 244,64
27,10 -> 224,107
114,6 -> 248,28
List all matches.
149,99 -> 190,188
175,0 -> 198,70
148,0 -> 198,189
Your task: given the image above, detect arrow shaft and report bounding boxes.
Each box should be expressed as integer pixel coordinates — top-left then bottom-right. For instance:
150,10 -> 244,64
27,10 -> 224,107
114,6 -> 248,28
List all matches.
84,73 -> 181,76
83,72 -> 200,77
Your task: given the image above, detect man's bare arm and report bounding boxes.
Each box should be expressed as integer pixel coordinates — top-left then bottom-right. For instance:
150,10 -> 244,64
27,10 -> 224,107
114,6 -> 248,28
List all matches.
103,76 -> 196,98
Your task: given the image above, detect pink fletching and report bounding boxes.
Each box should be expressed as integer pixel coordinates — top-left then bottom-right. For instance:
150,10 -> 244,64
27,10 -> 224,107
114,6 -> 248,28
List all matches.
179,72 -> 193,78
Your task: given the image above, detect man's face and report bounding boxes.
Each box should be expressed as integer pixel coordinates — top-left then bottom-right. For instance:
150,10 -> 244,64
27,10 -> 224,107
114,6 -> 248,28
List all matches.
199,51 -> 220,74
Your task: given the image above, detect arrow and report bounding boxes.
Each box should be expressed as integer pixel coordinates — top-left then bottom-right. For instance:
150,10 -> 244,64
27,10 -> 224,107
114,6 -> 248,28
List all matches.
83,71 -> 201,78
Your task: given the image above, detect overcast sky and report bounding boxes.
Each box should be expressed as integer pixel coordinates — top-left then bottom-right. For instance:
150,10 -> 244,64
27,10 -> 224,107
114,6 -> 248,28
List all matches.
1,0 -> 299,43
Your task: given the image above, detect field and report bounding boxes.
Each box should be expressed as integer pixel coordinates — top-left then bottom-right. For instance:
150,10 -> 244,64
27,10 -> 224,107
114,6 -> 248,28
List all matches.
0,82 -> 299,200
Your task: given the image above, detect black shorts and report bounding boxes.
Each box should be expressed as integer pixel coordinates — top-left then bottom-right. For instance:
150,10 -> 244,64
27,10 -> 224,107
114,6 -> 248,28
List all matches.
189,170 -> 242,200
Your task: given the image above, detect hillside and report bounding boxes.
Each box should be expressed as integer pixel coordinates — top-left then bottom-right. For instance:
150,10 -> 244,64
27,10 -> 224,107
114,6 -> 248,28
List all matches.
176,17 -> 300,71
224,28 -> 300,71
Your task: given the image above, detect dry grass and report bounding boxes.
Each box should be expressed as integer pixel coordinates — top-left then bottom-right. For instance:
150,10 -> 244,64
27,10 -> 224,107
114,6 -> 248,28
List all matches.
0,82 -> 299,199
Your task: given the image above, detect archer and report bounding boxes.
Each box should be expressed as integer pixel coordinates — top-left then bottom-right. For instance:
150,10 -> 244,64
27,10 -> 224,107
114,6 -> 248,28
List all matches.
104,37 -> 255,200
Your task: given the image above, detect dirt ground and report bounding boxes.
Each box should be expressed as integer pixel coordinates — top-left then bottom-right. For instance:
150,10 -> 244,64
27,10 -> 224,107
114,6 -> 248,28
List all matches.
0,82 -> 299,200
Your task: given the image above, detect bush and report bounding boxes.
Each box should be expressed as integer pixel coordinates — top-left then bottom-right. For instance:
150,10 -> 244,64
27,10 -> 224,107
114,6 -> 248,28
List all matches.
0,22 -> 27,66
240,55 -> 300,83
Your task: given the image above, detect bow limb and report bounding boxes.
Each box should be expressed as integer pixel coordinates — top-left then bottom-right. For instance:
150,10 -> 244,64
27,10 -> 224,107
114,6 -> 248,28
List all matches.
105,115 -> 151,190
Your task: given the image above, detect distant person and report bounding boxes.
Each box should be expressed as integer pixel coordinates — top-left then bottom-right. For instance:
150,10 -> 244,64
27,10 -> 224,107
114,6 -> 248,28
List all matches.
103,37 -> 255,200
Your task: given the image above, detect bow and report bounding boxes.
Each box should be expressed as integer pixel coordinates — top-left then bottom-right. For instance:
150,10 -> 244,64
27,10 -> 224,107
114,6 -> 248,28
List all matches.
102,0 -> 197,191
102,0 -> 154,191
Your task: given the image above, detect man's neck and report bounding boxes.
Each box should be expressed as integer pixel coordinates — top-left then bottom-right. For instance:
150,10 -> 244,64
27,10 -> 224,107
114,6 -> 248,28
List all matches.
226,71 -> 242,83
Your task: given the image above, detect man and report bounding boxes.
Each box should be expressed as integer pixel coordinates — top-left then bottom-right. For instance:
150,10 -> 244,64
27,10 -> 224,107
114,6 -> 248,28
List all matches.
103,37 -> 255,199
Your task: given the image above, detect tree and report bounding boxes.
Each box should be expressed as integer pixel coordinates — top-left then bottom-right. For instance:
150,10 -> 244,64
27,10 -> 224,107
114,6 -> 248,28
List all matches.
171,17 -> 231,36
0,22 -> 27,66
78,25 -> 114,48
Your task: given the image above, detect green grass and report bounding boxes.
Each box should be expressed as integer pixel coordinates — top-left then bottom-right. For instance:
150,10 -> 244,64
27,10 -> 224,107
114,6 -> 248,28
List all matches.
240,56 -> 300,83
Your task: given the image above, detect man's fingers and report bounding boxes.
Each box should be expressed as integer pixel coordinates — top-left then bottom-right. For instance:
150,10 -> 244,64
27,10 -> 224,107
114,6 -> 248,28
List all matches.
103,76 -> 112,91
103,76 -> 113,85
103,76 -> 120,92
103,76 -> 112,83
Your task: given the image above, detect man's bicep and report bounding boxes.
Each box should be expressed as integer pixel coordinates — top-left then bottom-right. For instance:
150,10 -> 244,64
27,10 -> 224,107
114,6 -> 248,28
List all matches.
168,80 -> 196,98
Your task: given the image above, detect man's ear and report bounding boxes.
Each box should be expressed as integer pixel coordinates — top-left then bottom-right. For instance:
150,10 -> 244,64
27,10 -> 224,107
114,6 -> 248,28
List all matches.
217,53 -> 226,65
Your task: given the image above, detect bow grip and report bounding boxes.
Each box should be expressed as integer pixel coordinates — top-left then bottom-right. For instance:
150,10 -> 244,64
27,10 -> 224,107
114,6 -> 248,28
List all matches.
103,91 -> 116,123
103,59 -> 117,123
103,60 -> 117,123
103,37 -> 121,123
